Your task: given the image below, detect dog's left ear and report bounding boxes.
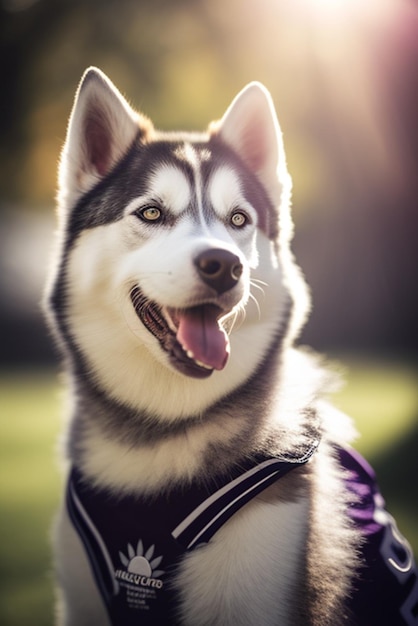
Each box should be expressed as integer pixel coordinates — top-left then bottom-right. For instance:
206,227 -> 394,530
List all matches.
211,82 -> 290,208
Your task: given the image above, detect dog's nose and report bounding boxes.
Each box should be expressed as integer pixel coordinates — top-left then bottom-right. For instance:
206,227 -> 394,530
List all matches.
194,248 -> 243,295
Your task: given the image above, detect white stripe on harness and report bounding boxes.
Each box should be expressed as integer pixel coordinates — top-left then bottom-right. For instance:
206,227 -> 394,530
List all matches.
172,458 -> 285,548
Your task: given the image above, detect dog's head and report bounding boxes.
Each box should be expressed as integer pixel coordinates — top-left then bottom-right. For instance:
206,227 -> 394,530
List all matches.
46,68 -> 309,416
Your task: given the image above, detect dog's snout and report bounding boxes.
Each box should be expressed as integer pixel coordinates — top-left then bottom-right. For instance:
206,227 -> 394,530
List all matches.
195,248 -> 243,295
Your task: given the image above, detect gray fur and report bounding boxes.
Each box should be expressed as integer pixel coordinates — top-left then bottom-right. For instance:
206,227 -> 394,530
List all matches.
45,68 -> 360,625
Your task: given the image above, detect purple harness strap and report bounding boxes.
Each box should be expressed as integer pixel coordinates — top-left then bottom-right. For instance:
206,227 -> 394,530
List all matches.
338,446 -> 418,625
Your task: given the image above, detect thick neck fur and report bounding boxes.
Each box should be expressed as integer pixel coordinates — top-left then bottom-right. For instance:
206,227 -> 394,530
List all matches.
64,345 -> 331,497
64,345 -> 358,624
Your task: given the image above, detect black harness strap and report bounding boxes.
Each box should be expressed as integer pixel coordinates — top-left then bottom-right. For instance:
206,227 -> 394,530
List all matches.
172,446 -> 319,549
67,441 -> 319,625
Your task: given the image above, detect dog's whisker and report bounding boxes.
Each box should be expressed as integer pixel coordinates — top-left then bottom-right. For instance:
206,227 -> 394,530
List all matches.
227,307 -> 242,332
248,292 -> 262,320
250,279 -> 267,297
251,277 -> 269,287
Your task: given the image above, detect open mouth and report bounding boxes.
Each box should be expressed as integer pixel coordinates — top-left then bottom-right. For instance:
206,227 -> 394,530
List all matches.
130,286 -> 230,378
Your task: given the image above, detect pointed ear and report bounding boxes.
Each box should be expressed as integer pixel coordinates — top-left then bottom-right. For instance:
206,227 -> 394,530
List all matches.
58,67 -> 152,208
211,82 -> 290,207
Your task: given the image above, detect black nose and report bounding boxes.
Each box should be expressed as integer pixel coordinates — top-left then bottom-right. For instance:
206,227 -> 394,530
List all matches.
194,248 -> 243,295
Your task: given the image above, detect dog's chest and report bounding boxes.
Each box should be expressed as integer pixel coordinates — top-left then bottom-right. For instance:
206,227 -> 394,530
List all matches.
176,496 -> 309,626
68,461 -> 310,625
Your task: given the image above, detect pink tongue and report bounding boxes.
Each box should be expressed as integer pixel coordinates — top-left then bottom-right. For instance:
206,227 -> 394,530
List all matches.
176,306 -> 229,371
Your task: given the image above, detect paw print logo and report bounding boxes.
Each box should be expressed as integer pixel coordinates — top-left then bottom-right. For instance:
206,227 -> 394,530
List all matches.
119,540 -> 164,578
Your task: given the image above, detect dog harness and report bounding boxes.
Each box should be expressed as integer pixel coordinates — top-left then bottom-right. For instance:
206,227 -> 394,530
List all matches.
67,444 -> 418,625
336,447 -> 417,625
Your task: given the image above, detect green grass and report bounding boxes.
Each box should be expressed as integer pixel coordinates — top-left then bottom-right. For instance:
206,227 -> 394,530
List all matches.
0,359 -> 417,625
333,357 -> 418,458
333,356 -> 418,560
0,372 -> 61,626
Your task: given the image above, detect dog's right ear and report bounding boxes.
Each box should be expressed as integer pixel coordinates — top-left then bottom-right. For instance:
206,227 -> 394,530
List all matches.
58,67 -> 152,209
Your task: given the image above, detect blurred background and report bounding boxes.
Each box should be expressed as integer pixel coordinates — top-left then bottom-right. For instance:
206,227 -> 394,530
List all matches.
0,0 -> 417,624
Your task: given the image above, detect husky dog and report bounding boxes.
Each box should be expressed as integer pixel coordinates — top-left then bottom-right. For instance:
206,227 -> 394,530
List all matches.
45,68 -> 417,626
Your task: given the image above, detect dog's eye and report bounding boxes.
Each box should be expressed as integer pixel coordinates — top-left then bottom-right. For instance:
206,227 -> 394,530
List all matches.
230,211 -> 248,228
138,206 -> 162,222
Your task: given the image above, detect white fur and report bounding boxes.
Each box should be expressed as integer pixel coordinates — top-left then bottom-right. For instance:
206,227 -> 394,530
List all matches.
72,349 -> 321,496
145,165 -> 192,216
79,408 -> 246,494
178,143 -> 207,224
66,202 -> 287,421
176,496 -> 309,625
209,166 -> 258,252
49,70 -> 356,626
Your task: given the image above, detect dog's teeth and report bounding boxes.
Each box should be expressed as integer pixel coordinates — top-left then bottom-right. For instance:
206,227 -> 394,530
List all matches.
184,347 -> 212,370
194,359 -> 213,370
